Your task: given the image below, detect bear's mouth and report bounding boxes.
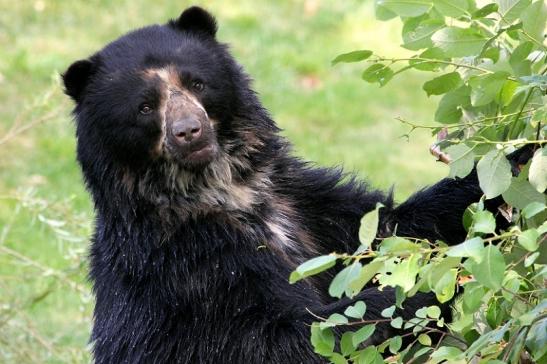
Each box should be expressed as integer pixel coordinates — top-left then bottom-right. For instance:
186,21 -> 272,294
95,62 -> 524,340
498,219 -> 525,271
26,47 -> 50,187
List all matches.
164,141 -> 218,169
185,144 -> 216,165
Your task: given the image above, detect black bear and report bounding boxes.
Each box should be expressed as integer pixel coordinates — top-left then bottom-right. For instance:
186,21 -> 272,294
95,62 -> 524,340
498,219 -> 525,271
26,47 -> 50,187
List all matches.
63,6 -> 498,364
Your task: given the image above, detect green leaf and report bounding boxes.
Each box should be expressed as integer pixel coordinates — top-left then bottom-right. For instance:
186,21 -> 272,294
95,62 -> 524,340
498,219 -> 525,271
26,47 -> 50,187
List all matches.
332,50 -> 373,65
524,251 -> 540,266
422,257 -> 461,294
469,72 -> 510,107
510,41 -> 533,76
485,305 -> 508,330
344,301 -> 367,319
477,149 -> 512,199
482,46 -> 501,63
290,255 -> 337,283
466,324 -> 510,357
391,316 -> 403,329
433,268 -> 457,303
498,0 -> 533,24
329,262 -> 363,298
330,353 -> 349,364
377,340 -> 389,354
434,86 -> 471,123
310,324 -> 335,356
498,80 -> 519,106
402,18 -> 445,51
403,317 -> 425,330
518,228 -> 539,251
431,27 -> 489,57
389,335 -> 402,353
521,0 -> 547,43
357,346 -> 382,364
446,236 -> 484,261
423,72 -> 462,96
379,237 -> 421,255
522,201 -> 546,219
472,210 -> 496,234
349,259 -> 385,294
320,313 -> 349,329
359,204 -> 383,249
463,202 -> 478,231
472,3 -> 499,18
375,1 -> 398,20
413,347 -> 433,359
526,318 -> 547,361
376,0 -> 434,17
502,178 -> 546,209
445,144 -> 475,178
340,332 -> 356,356
409,47 -> 447,71
381,305 -> 396,318
362,64 -> 394,86
486,303 -> 504,330
462,281 -> 486,313
469,245 -> 505,291
529,147 -> 547,193
352,324 -> 376,347
429,346 -> 463,363
380,254 -> 421,292
502,271 -> 522,301
427,305 -> 441,319
418,333 -> 432,346
432,0 -> 469,17
415,306 -> 428,318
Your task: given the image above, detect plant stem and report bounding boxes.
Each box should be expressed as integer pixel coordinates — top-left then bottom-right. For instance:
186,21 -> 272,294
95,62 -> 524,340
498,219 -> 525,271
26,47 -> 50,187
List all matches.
372,57 -> 495,74
508,87 -> 535,139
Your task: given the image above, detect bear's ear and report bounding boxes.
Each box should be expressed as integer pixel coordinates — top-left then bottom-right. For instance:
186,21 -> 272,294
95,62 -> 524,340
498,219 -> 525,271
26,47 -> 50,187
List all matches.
62,59 -> 96,102
170,6 -> 217,38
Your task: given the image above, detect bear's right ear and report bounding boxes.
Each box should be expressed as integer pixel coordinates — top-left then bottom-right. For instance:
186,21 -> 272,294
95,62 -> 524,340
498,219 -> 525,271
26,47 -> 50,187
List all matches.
62,59 -> 96,103
170,6 -> 217,38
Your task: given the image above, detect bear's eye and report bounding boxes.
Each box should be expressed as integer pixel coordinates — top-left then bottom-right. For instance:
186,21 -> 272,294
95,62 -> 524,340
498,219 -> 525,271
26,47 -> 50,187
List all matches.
139,104 -> 153,115
191,80 -> 205,92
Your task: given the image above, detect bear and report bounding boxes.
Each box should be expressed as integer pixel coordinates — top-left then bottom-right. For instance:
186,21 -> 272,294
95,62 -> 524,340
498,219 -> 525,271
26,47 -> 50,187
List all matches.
62,6 -> 505,364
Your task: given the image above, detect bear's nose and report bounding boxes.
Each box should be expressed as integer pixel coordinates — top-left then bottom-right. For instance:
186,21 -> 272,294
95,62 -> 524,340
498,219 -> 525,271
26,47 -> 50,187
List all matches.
171,118 -> 202,144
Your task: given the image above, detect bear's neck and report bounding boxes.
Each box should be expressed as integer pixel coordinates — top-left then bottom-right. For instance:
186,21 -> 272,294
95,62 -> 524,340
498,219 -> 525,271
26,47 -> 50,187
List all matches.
88,195 -> 323,311
87,158 -> 317,297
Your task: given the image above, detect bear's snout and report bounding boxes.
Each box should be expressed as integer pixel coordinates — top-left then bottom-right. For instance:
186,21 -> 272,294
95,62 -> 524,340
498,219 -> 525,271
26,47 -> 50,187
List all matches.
164,93 -> 217,167
170,117 -> 202,144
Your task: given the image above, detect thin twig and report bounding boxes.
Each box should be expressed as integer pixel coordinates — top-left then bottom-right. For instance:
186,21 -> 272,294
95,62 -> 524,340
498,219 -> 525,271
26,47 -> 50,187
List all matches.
0,246 -> 88,295
429,144 -> 451,164
0,109 -> 61,146
372,57 -> 495,74
395,108 -> 541,131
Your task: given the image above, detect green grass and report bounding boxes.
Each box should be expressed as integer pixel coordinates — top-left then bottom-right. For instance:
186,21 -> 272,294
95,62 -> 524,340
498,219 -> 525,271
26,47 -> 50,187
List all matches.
0,1 -> 447,362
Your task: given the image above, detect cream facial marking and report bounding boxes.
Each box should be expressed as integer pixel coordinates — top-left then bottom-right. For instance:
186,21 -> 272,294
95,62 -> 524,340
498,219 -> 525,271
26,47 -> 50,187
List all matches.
142,66 -> 209,154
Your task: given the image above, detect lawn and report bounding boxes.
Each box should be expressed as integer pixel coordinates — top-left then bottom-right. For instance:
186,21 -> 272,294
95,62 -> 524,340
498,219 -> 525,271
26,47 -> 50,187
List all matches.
0,1 -> 447,362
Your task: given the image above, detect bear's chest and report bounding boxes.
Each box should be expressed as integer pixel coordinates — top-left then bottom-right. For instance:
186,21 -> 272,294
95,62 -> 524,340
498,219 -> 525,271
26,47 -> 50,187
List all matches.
89,214 -> 322,362
90,245 -> 317,363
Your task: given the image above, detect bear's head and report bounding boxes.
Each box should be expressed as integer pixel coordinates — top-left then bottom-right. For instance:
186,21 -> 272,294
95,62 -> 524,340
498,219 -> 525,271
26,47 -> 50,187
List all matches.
63,7 -> 281,211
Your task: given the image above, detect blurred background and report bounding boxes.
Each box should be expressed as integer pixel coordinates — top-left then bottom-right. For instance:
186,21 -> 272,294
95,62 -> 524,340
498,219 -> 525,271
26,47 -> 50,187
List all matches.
0,0 -> 447,362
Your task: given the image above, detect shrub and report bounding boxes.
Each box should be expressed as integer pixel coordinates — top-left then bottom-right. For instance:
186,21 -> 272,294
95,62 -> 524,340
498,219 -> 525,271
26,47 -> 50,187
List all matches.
295,1 -> 547,363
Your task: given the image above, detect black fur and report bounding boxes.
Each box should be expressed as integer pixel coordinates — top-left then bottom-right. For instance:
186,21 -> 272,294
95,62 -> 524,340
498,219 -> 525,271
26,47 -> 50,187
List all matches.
63,7 -> 494,363
170,6 -> 218,37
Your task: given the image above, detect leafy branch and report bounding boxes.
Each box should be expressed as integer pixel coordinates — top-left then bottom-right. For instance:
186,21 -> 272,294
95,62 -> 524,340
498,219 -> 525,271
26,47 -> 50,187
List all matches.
298,1 -> 547,363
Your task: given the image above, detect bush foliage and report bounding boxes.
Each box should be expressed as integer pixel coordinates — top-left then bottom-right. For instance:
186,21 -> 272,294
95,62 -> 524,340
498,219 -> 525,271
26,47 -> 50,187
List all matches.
295,1 -> 547,363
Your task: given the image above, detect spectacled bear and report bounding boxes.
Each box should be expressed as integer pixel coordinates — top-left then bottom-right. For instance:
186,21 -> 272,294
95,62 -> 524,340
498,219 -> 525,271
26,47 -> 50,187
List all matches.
63,6 -> 503,364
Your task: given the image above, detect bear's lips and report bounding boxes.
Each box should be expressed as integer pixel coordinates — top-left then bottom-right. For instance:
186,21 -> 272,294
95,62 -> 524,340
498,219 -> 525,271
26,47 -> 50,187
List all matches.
185,144 -> 215,164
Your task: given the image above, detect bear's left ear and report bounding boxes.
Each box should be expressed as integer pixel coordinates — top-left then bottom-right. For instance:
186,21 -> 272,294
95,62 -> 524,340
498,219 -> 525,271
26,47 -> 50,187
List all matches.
62,58 -> 97,103
170,6 -> 217,38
